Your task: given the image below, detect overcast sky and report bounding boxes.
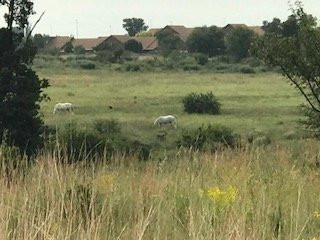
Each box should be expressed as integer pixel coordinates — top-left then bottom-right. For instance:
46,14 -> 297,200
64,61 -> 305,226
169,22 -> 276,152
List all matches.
1,0 -> 320,38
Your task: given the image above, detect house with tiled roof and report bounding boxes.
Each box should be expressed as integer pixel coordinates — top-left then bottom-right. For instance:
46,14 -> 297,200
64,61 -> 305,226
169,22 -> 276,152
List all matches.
98,35 -> 131,50
133,36 -> 158,51
72,37 -> 108,52
98,35 -> 158,52
222,24 -> 265,36
44,36 -> 73,52
156,25 -> 195,43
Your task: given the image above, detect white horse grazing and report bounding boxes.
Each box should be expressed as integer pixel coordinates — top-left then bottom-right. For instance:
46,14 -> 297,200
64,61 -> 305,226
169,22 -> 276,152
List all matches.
53,103 -> 74,114
154,115 -> 177,128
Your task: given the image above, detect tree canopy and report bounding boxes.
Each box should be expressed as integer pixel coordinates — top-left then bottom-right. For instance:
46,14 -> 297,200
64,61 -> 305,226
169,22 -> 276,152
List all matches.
156,29 -> 183,55
186,26 -> 225,57
122,18 -> 148,37
253,4 -> 320,135
124,39 -> 143,53
225,27 -> 256,60
0,0 -> 49,155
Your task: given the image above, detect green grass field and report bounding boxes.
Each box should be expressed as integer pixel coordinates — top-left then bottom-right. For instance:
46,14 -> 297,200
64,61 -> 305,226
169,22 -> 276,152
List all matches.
0,62 -> 319,239
37,66 -> 305,145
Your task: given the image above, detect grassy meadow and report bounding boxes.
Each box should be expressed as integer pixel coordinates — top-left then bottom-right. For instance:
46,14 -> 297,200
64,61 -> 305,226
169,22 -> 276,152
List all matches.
1,57 -> 320,239
37,64 -> 304,146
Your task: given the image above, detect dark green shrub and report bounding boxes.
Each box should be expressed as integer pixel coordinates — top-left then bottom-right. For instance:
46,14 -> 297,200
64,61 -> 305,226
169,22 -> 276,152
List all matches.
183,64 -> 200,71
124,62 -> 141,72
124,39 -> 143,53
121,140 -> 151,161
63,41 -> 73,53
40,47 -> 60,56
177,124 -> 236,150
183,92 -> 221,114
74,45 -> 86,54
194,53 -> 208,65
80,62 -> 95,70
240,66 -> 255,74
56,121 -> 151,162
93,119 -> 121,136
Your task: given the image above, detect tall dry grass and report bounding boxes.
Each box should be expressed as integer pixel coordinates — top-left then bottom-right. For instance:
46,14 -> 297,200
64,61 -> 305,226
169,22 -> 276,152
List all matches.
0,140 -> 320,239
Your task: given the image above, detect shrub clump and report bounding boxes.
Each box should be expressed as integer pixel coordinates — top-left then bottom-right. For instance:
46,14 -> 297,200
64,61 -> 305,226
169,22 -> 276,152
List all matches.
183,92 -> 221,114
194,53 -> 208,65
240,66 -> 255,74
177,124 -> 236,151
80,62 -> 96,70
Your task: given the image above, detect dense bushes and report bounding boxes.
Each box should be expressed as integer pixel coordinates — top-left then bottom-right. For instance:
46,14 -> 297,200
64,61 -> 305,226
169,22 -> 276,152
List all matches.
80,62 -> 95,69
53,120 -> 152,163
177,124 -> 236,150
183,92 -> 221,114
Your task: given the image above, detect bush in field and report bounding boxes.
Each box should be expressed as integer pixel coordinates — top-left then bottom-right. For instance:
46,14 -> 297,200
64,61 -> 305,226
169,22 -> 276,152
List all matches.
183,64 -> 200,71
74,46 -> 86,54
56,121 -> 151,162
93,119 -> 121,136
194,53 -> 208,65
183,92 -> 221,114
177,124 -> 236,150
240,66 -> 255,74
80,62 -> 95,70
63,41 -> 74,53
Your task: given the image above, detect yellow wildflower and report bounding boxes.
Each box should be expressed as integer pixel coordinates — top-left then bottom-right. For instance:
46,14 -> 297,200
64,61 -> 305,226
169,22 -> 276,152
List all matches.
94,173 -> 115,194
207,186 -> 237,209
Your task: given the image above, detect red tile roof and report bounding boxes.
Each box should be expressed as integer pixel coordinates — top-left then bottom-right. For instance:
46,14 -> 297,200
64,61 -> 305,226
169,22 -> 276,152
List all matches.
133,36 -> 158,50
44,36 -> 73,50
72,37 -> 108,50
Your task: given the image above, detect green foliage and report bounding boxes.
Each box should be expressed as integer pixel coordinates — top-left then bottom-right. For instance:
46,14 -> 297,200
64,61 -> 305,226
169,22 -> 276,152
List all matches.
183,92 -> 221,114
135,31 -> 153,37
80,62 -> 95,70
240,66 -> 255,74
33,33 -> 50,49
253,4 -> 320,135
93,119 -> 121,136
177,124 -> 236,150
124,39 -> 142,53
262,18 -> 282,35
122,18 -> 148,37
186,26 -> 225,57
95,49 -> 126,63
74,45 -> 86,54
0,2 -> 50,156
57,121 -> 151,162
156,29 -> 183,54
183,64 -> 200,71
225,27 -> 256,60
63,41 -> 73,53
40,47 -> 59,56
194,53 -> 208,65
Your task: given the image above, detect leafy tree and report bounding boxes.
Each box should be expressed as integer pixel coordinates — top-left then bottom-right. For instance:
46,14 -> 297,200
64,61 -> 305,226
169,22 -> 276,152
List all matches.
156,29 -> 182,55
262,18 -> 282,35
282,14 -> 299,37
33,33 -> 49,49
0,0 -> 49,156
63,41 -> 73,53
122,18 -> 148,37
124,39 -> 142,53
225,27 -> 256,60
253,4 -> 320,135
186,26 -> 225,57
